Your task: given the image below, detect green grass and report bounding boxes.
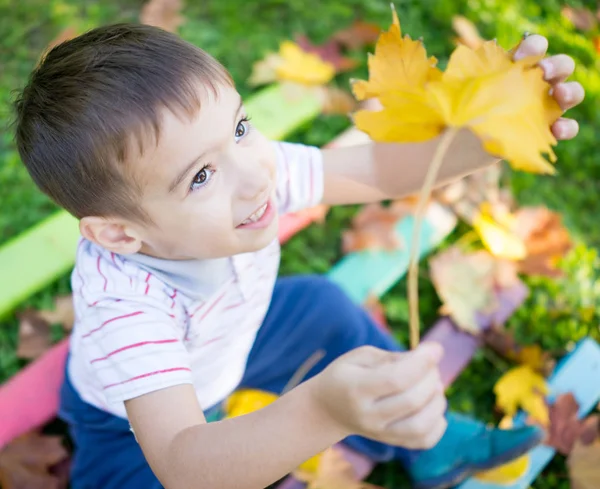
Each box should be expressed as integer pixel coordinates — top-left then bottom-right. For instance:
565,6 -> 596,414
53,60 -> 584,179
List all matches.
1,0 -> 600,487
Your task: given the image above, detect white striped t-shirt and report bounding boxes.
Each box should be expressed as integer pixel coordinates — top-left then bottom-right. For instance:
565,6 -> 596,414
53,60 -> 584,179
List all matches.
67,141 -> 324,419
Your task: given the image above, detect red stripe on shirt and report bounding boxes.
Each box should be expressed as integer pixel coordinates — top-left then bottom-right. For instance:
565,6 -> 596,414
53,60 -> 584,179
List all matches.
97,255 -> 108,292
194,289 -> 228,321
144,272 -> 151,295
102,367 -> 191,390
82,310 -> 144,338
170,289 -> 177,308
90,339 -> 179,364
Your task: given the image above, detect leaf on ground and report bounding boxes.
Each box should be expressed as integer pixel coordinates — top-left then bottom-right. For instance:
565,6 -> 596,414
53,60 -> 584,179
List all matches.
38,295 -> 75,332
513,207 -> 572,277
248,41 -> 336,87
474,454 -> 530,484
546,393 -> 600,455
331,21 -> 381,50
341,201 -> 413,253
568,440 -> 600,489
483,327 -> 555,375
594,37 -> 600,55
140,0 -> 184,33
316,86 -> 357,115
294,447 -> 381,489
494,365 -> 549,425
452,16 -> 485,49
0,432 -> 69,489
296,35 -> 358,73
16,310 -> 52,360
561,6 -> 597,31
429,247 -> 522,333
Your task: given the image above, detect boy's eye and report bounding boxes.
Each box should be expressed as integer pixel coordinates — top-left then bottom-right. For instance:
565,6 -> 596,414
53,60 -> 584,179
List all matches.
190,165 -> 215,192
235,117 -> 251,142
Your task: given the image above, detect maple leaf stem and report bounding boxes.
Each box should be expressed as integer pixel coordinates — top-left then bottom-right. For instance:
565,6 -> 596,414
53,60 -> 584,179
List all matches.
408,127 -> 459,349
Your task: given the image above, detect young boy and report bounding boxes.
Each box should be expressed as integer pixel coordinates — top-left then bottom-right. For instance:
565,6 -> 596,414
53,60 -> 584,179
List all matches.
14,24 -> 582,489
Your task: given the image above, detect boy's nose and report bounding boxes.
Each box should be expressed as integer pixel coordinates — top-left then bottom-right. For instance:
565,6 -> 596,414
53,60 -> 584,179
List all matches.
233,158 -> 271,201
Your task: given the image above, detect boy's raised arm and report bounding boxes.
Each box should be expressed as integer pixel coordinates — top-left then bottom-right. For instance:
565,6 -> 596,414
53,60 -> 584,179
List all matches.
126,344 -> 447,489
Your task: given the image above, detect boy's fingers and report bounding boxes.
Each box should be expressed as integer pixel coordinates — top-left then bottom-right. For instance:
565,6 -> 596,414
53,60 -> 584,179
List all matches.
539,55 -> 575,84
513,34 -> 548,60
369,343 -> 443,395
374,369 -> 443,420
552,118 -> 580,140
552,81 -> 585,111
386,395 -> 448,449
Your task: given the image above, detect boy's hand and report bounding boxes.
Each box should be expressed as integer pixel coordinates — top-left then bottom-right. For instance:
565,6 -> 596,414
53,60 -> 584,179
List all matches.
309,343 -> 447,449
514,34 -> 584,141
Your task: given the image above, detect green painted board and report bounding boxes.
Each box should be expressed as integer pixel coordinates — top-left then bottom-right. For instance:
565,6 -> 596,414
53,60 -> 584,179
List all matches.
0,83 -> 323,318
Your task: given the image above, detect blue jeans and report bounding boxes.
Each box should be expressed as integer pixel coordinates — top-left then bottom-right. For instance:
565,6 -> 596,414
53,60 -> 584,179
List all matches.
59,275 -> 409,489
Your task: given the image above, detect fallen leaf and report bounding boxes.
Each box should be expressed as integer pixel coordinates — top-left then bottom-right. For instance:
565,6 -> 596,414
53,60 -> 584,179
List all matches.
316,86 -> 357,115
474,454 -> 530,484
140,0 -> 184,33
38,295 -> 75,332
429,247 -> 522,333
483,327 -> 555,375
352,7 -> 562,174
513,207 -> 572,277
452,16 -> 485,49
561,6 -> 597,31
364,295 -> 389,331
0,432 -> 69,489
248,41 -> 336,87
594,37 -> 600,55
296,35 -> 358,72
332,21 -> 381,50
342,201 -> 412,253
568,440 -> 600,489
294,447 -> 380,489
494,365 -> 549,425
546,393 -> 600,455
16,310 -> 53,360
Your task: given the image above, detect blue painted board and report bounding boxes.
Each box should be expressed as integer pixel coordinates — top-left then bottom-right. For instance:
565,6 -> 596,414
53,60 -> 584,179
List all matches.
458,338 -> 600,489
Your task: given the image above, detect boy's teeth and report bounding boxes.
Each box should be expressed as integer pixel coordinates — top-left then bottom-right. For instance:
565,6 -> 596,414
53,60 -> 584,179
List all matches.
242,203 -> 267,225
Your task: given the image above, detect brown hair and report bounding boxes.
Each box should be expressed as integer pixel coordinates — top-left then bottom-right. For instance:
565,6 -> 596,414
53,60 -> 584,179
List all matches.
13,23 -> 233,222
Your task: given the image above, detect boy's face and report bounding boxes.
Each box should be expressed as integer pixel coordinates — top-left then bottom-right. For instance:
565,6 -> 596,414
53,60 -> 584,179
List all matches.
126,83 -> 278,260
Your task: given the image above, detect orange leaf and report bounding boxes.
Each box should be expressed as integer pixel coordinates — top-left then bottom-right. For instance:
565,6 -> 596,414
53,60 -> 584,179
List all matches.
342,201 -> 412,253
140,0 -> 184,33
0,432 -> 69,489
452,16 -> 485,49
594,37 -> 600,55
296,35 -> 358,73
568,440 -> 600,489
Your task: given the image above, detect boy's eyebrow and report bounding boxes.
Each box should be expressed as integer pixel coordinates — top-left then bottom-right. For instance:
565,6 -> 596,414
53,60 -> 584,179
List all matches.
168,98 -> 244,193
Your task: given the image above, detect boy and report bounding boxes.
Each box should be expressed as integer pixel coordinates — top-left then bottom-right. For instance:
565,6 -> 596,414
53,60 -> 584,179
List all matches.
14,23 -> 582,489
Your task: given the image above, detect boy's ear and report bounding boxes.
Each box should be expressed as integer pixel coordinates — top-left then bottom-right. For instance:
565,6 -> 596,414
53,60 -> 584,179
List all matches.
79,216 -> 142,255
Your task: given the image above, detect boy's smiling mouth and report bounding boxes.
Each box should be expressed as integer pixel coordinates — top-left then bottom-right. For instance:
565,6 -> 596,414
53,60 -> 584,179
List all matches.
236,198 -> 275,229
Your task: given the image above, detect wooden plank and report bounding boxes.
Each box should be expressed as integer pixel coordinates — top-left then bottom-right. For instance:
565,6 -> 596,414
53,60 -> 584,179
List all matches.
0,83 -> 323,319
458,338 -> 600,489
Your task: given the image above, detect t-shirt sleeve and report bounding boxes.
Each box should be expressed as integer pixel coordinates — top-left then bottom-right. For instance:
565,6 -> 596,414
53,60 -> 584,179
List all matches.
78,299 -> 193,404
273,141 -> 324,214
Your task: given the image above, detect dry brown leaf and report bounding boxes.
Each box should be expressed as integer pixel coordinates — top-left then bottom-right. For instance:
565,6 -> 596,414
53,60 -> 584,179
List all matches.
561,6 -> 598,31
294,447 -> 381,489
331,21 -> 381,50
452,16 -> 485,49
296,35 -> 358,73
342,201 -> 413,253
16,310 -> 53,360
429,247 -> 522,333
317,86 -> 357,115
483,328 -> 555,375
513,207 -> 572,277
0,432 -> 69,489
546,393 -> 600,455
38,295 -> 75,332
140,0 -> 184,33
568,440 -> 600,489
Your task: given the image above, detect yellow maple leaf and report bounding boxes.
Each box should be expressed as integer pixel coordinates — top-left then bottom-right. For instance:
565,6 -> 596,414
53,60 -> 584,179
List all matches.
494,365 -> 550,425
351,8 -> 562,174
225,389 -> 322,473
472,203 -> 528,260
475,454 -> 530,484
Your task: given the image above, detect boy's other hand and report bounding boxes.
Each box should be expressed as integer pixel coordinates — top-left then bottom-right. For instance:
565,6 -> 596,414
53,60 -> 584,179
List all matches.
309,343 -> 447,449
514,34 -> 584,141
